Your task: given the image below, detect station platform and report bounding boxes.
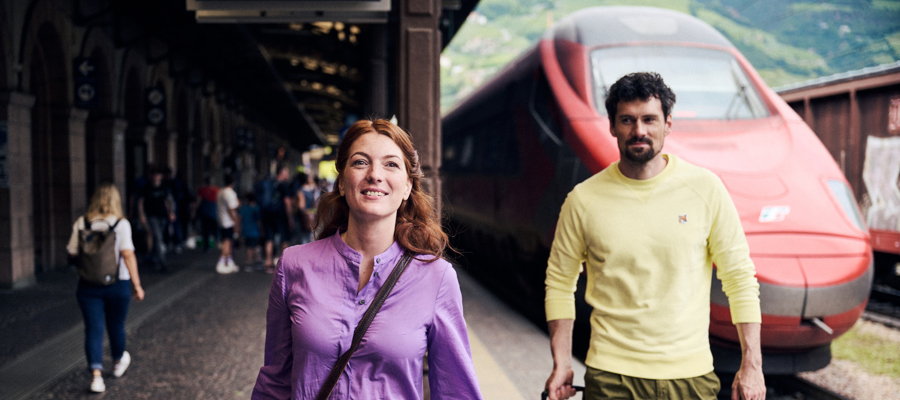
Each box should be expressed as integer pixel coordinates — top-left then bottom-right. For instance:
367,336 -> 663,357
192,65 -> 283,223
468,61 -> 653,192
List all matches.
0,249 -> 585,400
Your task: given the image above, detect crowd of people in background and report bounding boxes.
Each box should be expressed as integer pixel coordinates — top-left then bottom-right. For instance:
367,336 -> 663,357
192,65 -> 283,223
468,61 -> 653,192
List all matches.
127,163 -> 332,274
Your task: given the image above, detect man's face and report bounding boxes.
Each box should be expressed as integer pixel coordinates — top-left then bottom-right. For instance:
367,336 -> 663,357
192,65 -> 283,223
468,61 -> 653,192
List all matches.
610,97 -> 672,164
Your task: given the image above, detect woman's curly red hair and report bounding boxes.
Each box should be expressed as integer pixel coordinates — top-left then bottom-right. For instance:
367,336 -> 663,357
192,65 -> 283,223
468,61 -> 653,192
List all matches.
314,118 -> 449,261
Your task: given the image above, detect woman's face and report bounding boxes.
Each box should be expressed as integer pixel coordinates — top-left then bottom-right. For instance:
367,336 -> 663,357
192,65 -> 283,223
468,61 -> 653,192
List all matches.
339,131 -> 412,226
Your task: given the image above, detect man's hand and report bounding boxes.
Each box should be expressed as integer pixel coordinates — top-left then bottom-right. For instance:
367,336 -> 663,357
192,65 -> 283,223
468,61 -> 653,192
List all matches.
546,319 -> 577,400
732,322 -> 765,400
545,365 -> 577,400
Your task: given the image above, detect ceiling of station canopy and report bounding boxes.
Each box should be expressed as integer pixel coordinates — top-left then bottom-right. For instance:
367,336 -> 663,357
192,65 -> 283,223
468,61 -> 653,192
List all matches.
112,0 -> 480,150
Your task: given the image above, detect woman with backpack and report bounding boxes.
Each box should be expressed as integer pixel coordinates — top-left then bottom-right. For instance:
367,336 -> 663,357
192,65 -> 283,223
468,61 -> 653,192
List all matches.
66,183 -> 145,393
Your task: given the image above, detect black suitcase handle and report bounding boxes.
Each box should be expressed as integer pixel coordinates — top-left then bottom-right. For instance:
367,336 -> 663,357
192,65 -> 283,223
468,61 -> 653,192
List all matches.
541,386 -> 585,400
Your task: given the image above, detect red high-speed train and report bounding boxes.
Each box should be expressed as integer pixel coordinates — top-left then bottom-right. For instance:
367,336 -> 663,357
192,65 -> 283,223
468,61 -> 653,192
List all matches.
441,6 -> 873,374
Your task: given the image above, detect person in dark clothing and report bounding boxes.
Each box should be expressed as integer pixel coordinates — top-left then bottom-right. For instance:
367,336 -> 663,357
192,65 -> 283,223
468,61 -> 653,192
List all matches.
193,177 -> 219,252
138,165 -> 175,270
259,165 -> 294,273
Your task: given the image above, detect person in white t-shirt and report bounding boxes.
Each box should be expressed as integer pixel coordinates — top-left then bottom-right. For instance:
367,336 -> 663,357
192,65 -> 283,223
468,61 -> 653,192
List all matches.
216,174 -> 240,273
66,183 -> 144,393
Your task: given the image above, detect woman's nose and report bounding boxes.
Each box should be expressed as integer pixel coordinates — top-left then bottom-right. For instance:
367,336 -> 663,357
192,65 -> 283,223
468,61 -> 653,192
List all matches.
366,167 -> 382,182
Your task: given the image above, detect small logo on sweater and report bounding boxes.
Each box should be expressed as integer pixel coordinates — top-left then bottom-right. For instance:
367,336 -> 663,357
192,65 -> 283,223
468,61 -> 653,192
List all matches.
679,214 -> 688,224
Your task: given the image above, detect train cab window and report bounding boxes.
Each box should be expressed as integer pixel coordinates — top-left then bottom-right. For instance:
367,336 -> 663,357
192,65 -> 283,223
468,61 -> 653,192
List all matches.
591,46 -> 769,120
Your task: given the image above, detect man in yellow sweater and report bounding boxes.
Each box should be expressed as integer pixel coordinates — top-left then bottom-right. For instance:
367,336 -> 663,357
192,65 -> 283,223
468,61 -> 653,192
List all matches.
544,72 -> 765,400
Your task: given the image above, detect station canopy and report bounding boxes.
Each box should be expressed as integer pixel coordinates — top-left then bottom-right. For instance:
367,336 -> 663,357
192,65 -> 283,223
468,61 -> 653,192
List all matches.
114,0 -> 479,149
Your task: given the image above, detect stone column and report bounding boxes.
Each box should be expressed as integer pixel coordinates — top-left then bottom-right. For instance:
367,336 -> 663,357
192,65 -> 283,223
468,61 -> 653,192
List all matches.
166,131 -> 179,173
87,117 -> 128,196
0,92 -> 36,288
398,0 -> 442,210
48,106 -> 89,269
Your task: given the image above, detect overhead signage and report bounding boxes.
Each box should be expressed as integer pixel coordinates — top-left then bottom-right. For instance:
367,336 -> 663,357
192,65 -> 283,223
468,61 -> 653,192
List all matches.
145,87 -> 166,126
186,0 -> 390,23
73,57 -> 99,109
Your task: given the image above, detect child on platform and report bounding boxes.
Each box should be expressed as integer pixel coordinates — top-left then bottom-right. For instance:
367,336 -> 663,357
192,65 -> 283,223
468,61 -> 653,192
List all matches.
239,192 -> 263,270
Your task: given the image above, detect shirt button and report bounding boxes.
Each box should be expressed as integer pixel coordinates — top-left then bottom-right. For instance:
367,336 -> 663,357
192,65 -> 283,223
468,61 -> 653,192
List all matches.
359,299 -> 366,305
376,258 -> 381,263
374,272 -> 379,277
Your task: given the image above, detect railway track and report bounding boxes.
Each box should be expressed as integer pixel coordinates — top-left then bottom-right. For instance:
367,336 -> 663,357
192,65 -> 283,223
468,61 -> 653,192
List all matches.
766,375 -> 853,400
866,284 -> 900,322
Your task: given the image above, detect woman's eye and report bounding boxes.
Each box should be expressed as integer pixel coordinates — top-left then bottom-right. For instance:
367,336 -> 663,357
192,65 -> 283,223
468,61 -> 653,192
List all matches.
351,159 -> 367,166
386,161 -> 400,168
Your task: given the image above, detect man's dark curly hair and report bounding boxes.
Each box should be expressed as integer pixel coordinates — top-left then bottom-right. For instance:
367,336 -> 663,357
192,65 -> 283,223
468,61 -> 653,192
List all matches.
605,72 -> 676,125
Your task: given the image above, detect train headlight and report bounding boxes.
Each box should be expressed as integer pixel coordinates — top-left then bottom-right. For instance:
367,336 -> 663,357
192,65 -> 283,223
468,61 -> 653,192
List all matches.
827,179 -> 866,231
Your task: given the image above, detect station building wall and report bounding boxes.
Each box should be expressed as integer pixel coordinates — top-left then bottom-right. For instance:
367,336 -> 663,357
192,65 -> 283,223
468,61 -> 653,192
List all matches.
0,0 -> 294,288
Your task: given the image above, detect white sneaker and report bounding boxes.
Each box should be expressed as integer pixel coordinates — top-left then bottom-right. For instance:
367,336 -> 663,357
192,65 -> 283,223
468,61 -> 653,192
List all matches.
227,259 -> 240,273
90,376 -> 105,392
113,351 -> 131,378
216,260 -> 231,274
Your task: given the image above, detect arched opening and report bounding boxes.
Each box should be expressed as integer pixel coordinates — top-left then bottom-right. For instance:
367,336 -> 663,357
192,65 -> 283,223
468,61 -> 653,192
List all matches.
84,47 -> 113,198
29,23 -> 69,272
123,67 -> 145,220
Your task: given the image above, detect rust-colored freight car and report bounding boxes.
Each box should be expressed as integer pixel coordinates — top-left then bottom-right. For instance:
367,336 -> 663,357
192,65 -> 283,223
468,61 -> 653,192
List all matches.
778,61 -> 900,285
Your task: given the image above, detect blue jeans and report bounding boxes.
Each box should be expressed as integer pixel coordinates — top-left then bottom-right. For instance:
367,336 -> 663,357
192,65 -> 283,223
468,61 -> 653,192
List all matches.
76,280 -> 132,370
147,216 -> 168,266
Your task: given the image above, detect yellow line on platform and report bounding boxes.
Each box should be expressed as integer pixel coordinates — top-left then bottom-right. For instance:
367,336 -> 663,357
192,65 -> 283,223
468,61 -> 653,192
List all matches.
468,327 -> 528,400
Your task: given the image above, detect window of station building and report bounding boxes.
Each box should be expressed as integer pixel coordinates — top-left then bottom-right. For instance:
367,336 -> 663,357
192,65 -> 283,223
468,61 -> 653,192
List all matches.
590,46 -> 770,120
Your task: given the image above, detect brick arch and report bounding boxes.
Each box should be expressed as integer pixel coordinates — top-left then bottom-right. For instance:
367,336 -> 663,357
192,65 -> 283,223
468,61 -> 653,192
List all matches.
27,21 -> 71,271
19,0 -> 72,96
80,27 -> 121,198
79,26 -> 116,114
0,3 -> 11,91
117,46 -> 147,121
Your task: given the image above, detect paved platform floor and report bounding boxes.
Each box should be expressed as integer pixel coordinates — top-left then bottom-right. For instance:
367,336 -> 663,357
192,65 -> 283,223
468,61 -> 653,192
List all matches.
0,250 -> 584,400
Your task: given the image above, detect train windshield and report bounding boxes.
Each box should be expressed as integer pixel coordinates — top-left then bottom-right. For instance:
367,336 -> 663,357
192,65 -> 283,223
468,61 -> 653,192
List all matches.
591,46 -> 769,120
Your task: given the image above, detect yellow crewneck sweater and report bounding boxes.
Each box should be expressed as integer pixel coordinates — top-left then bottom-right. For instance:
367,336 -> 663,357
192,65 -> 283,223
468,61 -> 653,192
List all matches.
545,154 -> 761,379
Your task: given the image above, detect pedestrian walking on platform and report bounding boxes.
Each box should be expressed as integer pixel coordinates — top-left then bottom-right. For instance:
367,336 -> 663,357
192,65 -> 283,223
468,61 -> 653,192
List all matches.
543,73 -> 764,400
239,191 -> 263,269
216,174 -> 241,274
193,177 -> 219,252
66,183 -> 144,393
138,165 -> 175,271
251,118 -> 483,400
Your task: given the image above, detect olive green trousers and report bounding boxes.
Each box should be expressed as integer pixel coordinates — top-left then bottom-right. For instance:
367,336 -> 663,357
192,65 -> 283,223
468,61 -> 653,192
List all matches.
584,367 -> 720,400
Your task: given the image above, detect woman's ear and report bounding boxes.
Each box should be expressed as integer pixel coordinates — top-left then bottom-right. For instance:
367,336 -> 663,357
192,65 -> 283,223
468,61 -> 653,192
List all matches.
403,178 -> 412,201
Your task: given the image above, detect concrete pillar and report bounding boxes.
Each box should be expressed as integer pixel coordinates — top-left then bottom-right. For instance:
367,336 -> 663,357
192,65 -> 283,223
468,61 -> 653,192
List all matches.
398,0 -> 442,209
87,117 -> 128,196
0,92 -> 36,288
47,106 -> 89,269
367,26 -> 389,117
143,127 -> 157,165
178,133 -> 193,185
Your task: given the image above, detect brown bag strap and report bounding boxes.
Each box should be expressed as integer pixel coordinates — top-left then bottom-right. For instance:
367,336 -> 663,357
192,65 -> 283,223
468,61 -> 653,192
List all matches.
315,252 -> 413,400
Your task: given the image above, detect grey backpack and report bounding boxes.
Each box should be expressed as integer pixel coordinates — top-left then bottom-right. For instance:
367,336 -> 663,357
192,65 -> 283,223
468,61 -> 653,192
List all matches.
76,216 -> 121,285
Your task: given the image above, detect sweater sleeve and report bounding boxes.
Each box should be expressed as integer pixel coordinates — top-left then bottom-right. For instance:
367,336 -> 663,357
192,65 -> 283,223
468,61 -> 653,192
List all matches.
707,179 -> 762,324
427,266 -> 484,400
252,259 -> 294,400
545,190 -> 587,321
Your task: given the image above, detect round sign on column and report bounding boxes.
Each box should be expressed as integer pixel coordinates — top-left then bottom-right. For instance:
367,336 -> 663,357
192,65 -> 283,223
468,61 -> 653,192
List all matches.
147,107 -> 165,125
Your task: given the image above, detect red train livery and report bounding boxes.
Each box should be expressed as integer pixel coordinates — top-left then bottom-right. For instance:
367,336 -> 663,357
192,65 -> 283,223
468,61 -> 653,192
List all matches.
441,6 -> 873,374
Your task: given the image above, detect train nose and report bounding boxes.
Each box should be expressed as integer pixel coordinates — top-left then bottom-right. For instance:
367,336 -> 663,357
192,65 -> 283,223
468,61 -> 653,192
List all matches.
709,234 -> 873,349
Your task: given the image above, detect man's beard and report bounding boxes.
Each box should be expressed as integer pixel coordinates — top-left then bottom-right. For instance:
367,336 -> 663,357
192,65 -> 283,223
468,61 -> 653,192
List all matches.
623,137 -> 656,163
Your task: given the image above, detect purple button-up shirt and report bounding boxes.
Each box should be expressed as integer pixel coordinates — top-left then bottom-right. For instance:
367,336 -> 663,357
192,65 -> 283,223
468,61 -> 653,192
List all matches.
252,232 -> 483,400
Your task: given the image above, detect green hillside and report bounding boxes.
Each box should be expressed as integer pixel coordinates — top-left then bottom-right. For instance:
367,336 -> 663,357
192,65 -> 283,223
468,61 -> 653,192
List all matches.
440,0 -> 900,113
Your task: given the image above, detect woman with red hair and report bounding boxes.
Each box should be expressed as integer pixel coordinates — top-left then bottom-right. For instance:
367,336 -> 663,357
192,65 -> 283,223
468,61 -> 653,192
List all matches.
252,118 -> 483,399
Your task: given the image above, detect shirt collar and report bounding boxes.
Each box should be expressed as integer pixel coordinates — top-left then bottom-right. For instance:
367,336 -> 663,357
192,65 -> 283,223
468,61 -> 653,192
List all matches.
330,228 -> 405,267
